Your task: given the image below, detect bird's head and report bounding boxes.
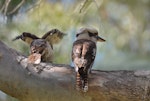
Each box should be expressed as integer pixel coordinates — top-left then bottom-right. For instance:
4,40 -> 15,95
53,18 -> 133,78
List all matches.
30,39 -> 47,55
76,27 -> 105,43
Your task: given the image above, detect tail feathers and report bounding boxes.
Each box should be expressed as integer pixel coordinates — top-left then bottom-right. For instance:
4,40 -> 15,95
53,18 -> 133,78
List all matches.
77,67 -> 89,92
78,67 -> 84,78
78,67 -> 88,79
76,72 -> 81,91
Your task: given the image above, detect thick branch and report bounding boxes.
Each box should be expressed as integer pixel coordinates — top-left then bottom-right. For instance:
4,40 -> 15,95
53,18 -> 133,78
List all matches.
0,41 -> 150,101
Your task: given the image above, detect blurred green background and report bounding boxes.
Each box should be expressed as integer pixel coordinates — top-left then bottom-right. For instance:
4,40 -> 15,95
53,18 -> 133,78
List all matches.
0,0 -> 150,100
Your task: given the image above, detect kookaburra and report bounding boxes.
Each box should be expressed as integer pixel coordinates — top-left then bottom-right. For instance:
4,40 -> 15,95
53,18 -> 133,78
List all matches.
13,29 -> 66,64
72,27 -> 105,92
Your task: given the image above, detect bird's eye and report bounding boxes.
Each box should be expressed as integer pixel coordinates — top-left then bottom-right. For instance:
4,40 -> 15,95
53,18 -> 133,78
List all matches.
76,34 -> 79,37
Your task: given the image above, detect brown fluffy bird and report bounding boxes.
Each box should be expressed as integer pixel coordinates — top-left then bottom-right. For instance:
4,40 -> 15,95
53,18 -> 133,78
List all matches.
72,27 -> 105,92
13,29 -> 66,64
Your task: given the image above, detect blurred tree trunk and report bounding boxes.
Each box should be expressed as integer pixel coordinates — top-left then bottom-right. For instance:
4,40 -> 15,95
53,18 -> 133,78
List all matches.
0,40 -> 150,101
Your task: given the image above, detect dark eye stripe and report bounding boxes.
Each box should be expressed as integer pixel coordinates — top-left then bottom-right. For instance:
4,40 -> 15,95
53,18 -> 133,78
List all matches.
94,33 -> 98,35
76,34 -> 79,37
88,32 -> 94,37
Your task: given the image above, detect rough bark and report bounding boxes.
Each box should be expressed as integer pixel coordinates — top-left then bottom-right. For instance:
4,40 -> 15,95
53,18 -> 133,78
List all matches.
0,40 -> 150,101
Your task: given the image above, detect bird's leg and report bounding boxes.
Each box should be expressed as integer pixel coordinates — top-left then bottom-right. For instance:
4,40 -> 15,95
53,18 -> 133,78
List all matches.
83,72 -> 88,92
76,72 -> 82,91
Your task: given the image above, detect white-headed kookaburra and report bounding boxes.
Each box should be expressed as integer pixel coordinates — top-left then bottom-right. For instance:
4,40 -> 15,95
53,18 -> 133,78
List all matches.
13,29 -> 66,64
72,27 -> 105,92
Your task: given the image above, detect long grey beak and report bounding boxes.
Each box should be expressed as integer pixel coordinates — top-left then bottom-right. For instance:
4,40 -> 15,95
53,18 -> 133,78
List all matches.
96,36 -> 106,42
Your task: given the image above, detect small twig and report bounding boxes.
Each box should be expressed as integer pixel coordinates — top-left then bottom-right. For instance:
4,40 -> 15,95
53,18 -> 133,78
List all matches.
0,3 -> 5,13
25,0 -> 42,13
7,0 -> 25,15
79,0 -> 93,13
79,0 -> 87,13
93,0 -> 103,9
4,0 -> 11,16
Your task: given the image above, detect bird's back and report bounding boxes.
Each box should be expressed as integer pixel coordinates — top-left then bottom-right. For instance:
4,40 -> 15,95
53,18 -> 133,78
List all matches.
72,39 -> 96,71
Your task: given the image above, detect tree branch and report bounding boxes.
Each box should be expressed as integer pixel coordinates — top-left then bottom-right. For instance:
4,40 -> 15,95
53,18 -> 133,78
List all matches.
0,40 -> 150,101
25,0 -> 42,13
7,0 -> 25,15
78,0 -> 93,13
4,0 -> 11,16
0,2 -> 5,13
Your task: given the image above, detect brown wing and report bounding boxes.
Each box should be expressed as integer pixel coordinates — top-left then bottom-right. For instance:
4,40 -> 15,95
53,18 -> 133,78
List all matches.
42,29 -> 66,45
72,39 -> 96,70
12,32 -> 39,45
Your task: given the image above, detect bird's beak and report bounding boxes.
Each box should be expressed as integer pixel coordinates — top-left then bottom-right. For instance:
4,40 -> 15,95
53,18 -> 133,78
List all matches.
96,36 -> 106,42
